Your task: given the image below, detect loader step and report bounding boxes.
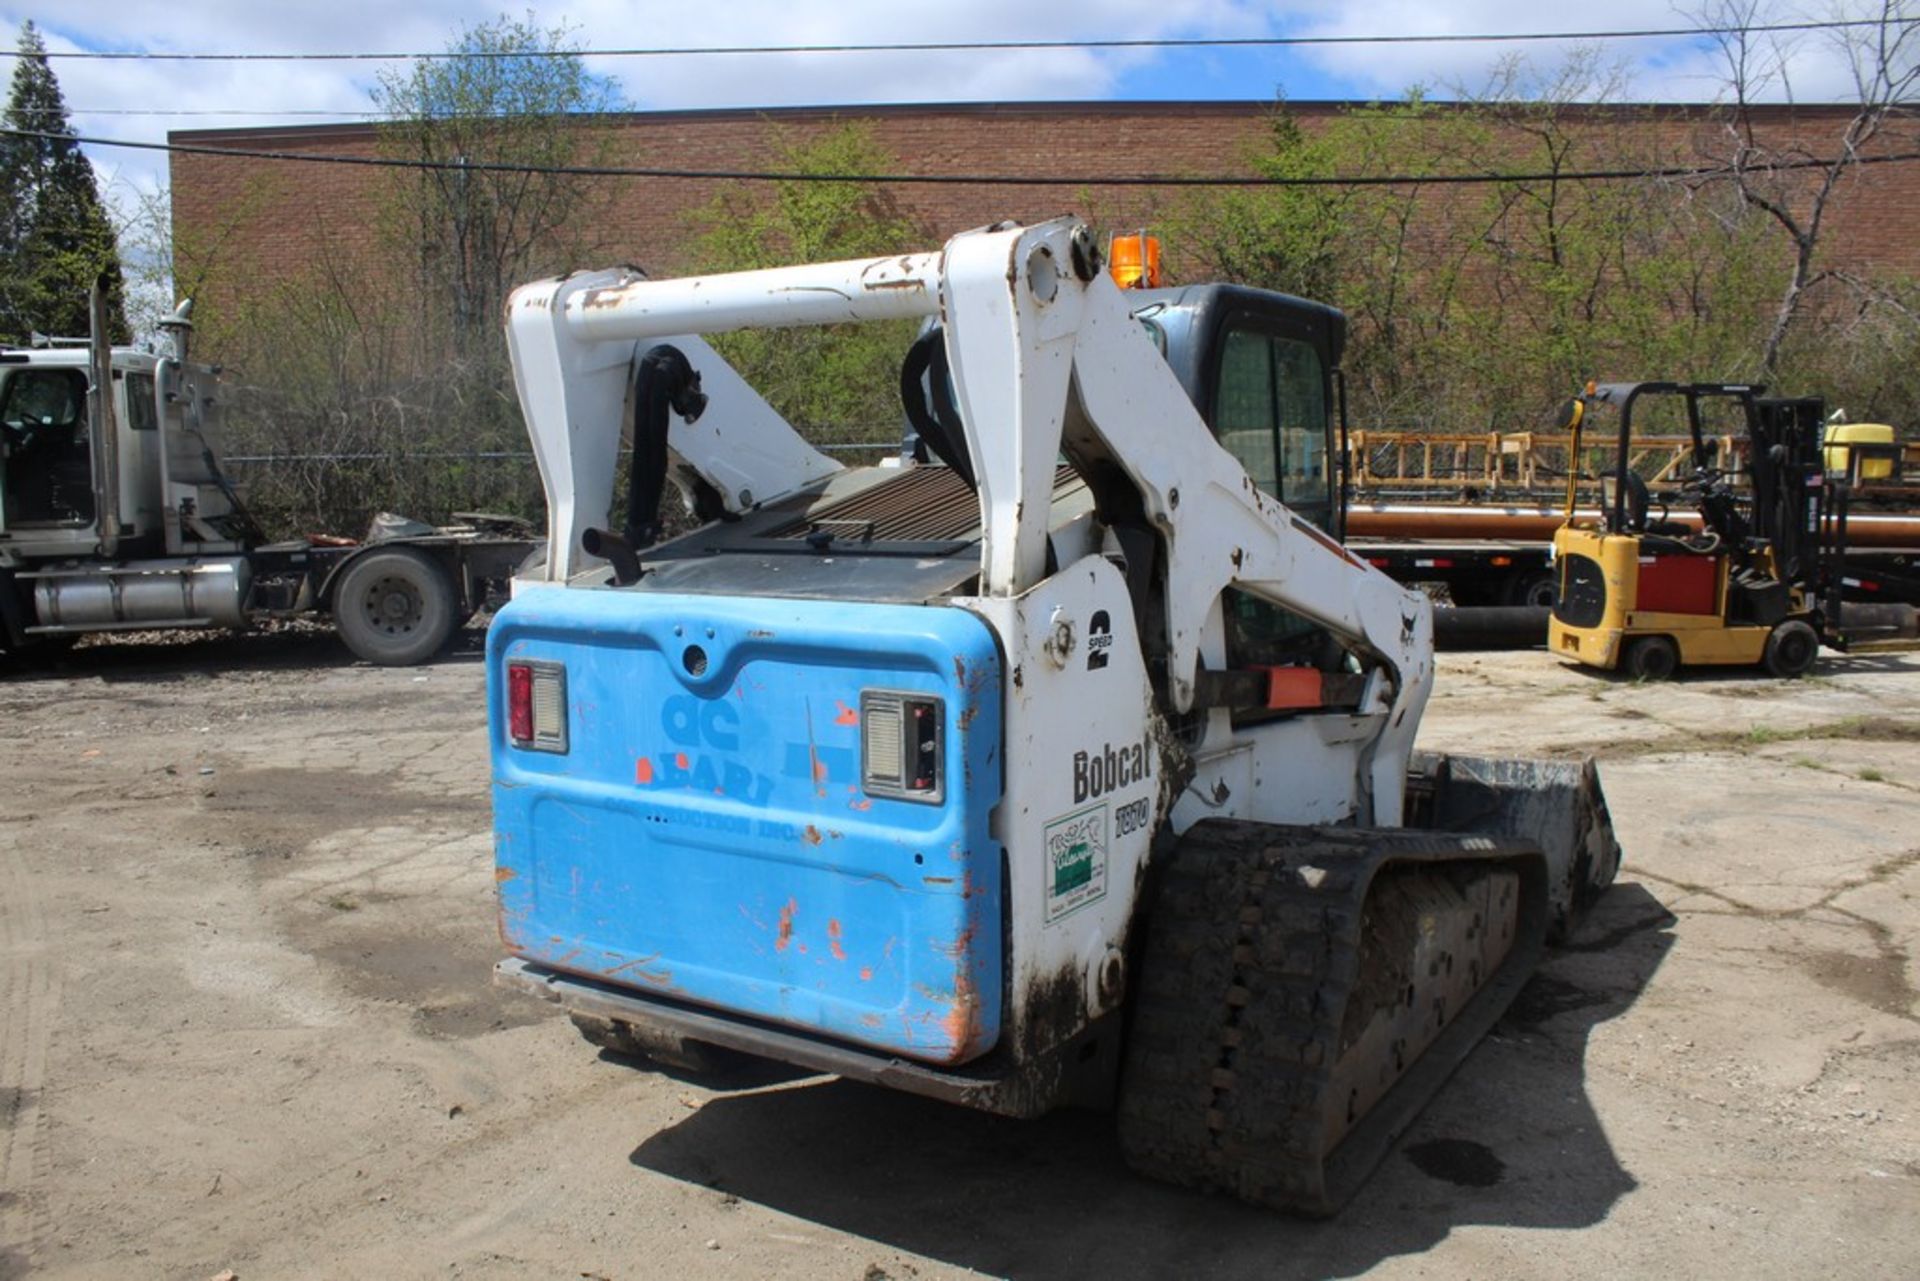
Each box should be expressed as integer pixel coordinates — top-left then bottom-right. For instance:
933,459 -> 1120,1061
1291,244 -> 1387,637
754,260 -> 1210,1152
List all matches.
1116,821 -> 1547,1216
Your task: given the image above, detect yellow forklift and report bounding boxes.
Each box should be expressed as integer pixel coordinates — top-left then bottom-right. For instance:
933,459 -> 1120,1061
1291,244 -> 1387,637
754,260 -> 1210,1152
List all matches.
1547,382 -> 1832,679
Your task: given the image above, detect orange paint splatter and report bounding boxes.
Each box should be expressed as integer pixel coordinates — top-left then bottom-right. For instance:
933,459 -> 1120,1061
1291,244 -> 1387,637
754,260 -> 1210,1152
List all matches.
848,798 -> 872,812
802,825 -> 823,846
810,751 -> 829,783
827,919 -> 847,961
858,966 -> 873,982
942,971 -> 984,1056
674,752 -> 690,770
494,866 -> 518,883
634,757 -> 654,784
833,700 -> 859,726
604,952 -> 672,987
774,897 -> 797,952
938,922 -> 979,960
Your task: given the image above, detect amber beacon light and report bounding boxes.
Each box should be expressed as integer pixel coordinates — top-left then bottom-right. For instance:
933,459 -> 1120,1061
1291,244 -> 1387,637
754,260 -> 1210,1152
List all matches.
1108,231 -> 1163,289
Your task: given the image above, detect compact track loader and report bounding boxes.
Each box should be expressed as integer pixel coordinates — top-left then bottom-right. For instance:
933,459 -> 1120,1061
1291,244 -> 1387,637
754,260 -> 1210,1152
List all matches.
488,219 -> 1619,1214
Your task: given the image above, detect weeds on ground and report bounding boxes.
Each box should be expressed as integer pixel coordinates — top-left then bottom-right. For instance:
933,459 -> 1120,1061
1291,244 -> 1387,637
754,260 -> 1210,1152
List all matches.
1739,716 -> 1920,747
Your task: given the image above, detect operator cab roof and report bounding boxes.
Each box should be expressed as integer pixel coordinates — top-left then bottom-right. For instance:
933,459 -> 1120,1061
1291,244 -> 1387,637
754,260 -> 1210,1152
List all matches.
1123,282 -> 1348,408
0,345 -> 159,372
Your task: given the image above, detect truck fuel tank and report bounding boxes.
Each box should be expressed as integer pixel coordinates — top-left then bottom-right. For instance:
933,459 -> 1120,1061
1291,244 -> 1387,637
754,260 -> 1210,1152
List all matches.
26,556 -> 252,631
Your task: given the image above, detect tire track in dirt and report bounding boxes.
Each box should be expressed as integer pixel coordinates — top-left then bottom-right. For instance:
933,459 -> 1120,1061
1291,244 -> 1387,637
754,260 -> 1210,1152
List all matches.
130,1046 -> 641,1269
0,843 -> 57,1275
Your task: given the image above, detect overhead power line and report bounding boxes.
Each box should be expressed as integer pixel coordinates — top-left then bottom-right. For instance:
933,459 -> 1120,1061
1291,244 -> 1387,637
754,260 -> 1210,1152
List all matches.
75,107 -> 390,118
14,125 -> 1920,189
5,18 -> 1912,63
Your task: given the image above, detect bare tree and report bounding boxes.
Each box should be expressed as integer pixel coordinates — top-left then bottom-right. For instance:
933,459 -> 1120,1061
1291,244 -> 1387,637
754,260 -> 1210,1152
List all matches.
374,15 -> 623,357
1698,0 -> 1920,378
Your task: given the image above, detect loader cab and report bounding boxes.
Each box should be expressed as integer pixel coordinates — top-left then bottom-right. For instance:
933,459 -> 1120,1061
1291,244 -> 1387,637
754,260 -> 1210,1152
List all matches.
1129,283 -> 1345,537
1129,285 -> 1347,673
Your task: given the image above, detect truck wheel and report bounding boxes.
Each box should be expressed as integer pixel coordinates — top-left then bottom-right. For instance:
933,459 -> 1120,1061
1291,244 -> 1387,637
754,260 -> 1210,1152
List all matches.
1502,568 -> 1558,610
1622,635 -> 1679,681
1763,619 -> 1820,679
333,547 -> 458,666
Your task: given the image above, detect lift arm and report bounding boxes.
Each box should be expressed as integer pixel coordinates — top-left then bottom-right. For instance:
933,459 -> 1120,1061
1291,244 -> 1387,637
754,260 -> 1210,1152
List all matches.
502,218 -> 1434,821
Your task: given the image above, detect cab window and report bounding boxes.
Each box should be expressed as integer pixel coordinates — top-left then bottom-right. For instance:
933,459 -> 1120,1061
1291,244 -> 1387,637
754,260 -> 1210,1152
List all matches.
1216,329 -> 1279,493
1211,322 -> 1341,699
1213,327 -> 1332,524
126,372 -> 158,431
1,367 -> 86,436
1273,337 -> 1329,515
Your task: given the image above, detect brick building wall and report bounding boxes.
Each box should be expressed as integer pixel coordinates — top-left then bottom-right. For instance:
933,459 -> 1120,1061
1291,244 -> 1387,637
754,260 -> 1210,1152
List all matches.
168,99 -> 1920,342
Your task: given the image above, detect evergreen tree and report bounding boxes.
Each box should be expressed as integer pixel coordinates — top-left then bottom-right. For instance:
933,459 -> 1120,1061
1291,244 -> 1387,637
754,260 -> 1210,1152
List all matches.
0,21 -> 127,342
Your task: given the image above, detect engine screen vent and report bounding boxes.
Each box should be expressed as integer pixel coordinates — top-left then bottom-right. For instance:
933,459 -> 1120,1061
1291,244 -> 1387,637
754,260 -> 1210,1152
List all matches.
766,465 -> 1084,544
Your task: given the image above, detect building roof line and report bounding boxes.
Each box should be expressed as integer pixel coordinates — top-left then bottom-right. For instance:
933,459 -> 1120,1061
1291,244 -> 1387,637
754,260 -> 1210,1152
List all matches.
165,98 -> 1885,146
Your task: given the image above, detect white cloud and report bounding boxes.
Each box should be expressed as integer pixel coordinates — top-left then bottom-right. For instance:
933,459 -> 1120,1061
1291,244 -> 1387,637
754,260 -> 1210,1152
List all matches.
3,0 -> 1279,210
0,0 -> 1905,228
1279,0 -> 1909,103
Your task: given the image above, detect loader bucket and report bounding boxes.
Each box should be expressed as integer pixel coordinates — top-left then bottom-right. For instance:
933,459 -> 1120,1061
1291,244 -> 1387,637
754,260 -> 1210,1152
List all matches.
1406,751 -> 1620,941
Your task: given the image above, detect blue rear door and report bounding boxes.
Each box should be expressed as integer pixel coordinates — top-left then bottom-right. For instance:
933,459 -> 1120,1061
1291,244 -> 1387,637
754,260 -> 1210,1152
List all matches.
488,588 -> 1003,1065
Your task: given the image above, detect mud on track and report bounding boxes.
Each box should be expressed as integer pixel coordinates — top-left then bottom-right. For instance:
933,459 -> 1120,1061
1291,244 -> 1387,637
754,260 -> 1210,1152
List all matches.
1,628 -> 1917,1279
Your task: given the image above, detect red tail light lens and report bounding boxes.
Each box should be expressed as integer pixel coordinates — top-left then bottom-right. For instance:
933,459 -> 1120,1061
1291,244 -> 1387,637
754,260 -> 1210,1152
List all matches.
507,662 -> 534,743
506,659 -> 569,753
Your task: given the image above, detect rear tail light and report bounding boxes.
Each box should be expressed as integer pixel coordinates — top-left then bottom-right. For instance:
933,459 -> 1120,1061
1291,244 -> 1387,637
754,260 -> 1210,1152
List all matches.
860,690 -> 943,803
506,660 -> 569,753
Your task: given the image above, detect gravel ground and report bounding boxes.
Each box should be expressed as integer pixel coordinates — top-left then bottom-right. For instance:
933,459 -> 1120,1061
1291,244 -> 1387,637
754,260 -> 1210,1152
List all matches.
1,626 -> 1916,1280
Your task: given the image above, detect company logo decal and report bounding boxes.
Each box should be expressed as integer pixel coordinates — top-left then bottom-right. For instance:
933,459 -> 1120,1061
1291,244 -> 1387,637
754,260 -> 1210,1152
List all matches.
1072,736 -> 1153,804
1044,804 -> 1108,923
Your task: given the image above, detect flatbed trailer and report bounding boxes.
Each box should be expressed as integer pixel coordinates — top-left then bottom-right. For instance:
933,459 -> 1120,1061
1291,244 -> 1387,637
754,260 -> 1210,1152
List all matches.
1349,512 -> 1920,611
1350,538 -> 1559,608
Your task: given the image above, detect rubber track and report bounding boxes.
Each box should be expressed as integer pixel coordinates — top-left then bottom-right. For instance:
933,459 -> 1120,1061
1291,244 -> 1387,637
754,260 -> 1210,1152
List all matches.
1116,820 -> 1545,1216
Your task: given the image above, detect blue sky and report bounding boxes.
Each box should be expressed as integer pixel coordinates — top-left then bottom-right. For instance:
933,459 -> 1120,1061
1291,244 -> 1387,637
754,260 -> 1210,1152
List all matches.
0,0 -> 1902,213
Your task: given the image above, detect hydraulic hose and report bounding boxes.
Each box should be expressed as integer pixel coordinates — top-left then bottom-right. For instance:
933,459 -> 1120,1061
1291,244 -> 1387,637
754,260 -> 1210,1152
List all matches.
583,344 -> 707,586
623,343 -> 707,550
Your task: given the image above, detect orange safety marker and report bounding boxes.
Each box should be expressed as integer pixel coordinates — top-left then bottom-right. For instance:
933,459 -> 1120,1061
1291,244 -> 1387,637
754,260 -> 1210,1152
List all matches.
1263,667 -> 1324,710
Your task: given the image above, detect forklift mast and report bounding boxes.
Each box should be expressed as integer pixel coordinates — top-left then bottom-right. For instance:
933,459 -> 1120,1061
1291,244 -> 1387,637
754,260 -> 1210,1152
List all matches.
1746,396 -> 1828,591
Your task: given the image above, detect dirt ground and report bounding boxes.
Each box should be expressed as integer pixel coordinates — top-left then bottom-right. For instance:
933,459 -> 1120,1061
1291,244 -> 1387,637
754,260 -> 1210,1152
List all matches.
1,625 -> 1916,1280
